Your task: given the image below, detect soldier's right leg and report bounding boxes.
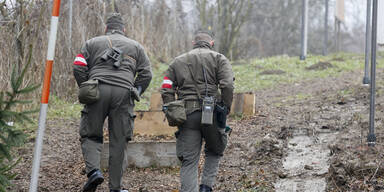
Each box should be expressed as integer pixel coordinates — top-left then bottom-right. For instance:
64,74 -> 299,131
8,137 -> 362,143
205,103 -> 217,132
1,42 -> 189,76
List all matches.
79,84 -> 110,175
177,112 -> 203,192
107,86 -> 132,190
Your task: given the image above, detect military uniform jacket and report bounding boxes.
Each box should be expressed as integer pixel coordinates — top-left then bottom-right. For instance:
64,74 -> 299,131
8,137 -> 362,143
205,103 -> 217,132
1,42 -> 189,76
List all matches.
161,43 -> 234,110
73,30 -> 152,92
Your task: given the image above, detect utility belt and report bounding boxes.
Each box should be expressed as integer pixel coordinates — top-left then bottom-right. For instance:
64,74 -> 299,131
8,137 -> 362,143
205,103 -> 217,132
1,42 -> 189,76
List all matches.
184,100 -> 202,116
184,99 -> 228,129
184,96 -> 214,125
184,100 -> 201,110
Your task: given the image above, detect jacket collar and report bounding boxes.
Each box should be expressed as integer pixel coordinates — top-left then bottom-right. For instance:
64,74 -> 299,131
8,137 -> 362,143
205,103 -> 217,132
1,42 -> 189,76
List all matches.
106,29 -> 125,35
193,41 -> 213,50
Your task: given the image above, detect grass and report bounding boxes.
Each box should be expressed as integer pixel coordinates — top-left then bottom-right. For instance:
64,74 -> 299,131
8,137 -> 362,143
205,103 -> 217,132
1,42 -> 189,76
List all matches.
233,53 -> 374,92
47,95 -> 82,120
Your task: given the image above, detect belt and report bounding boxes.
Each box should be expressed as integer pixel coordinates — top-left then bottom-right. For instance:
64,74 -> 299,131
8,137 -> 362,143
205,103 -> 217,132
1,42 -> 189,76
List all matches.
185,100 -> 201,109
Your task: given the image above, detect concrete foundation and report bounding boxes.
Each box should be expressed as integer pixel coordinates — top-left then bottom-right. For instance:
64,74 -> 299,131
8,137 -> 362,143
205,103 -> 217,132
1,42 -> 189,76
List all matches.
101,141 -> 179,169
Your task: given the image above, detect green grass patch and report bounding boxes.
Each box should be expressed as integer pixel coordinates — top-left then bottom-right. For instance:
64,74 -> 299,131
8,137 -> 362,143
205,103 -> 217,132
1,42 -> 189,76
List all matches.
338,88 -> 353,96
272,93 -> 313,107
232,53 -> 371,92
47,95 -> 82,119
135,62 -> 169,110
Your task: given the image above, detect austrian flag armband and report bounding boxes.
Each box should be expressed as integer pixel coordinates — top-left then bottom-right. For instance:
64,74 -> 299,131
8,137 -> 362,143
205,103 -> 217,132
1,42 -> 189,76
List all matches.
74,54 -> 87,66
162,76 -> 173,88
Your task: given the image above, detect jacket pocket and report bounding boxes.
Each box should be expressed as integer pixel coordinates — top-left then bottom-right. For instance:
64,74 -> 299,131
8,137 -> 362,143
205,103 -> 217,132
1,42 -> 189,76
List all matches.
121,101 -> 136,141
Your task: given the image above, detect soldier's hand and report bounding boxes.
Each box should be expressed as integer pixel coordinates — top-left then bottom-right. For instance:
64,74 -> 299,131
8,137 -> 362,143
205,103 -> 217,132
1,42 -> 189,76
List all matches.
132,86 -> 142,102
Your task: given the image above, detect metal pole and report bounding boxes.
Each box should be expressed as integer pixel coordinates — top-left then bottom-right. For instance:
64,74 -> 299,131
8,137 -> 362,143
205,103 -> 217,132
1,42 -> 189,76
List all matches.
368,0 -> 378,147
29,1 -> 61,191
68,0 -> 72,50
336,20 -> 341,52
300,0 -> 308,60
363,0 -> 372,85
323,0 -> 329,56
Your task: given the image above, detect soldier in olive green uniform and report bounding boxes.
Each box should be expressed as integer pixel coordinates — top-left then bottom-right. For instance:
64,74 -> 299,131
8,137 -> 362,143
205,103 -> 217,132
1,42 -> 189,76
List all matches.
73,14 -> 152,192
161,31 -> 234,192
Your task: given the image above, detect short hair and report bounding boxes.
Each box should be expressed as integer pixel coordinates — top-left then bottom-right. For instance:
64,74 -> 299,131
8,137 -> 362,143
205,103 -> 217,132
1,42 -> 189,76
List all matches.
194,30 -> 214,43
106,13 -> 124,31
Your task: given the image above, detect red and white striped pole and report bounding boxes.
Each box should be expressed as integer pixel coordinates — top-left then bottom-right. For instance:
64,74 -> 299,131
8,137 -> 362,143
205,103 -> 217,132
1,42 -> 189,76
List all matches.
29,1 -> 61,191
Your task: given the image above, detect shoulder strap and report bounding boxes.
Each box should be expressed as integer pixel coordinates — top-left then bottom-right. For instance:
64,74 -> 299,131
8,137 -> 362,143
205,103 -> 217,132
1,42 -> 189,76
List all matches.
186,53 -> 202,100
106,36 -> 113,48
197,49 -> 209,97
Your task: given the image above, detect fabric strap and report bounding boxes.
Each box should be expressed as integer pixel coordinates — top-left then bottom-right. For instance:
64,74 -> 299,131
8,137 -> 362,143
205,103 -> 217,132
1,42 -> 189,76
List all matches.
106,36 -> 113,48
186,53 -> 202,100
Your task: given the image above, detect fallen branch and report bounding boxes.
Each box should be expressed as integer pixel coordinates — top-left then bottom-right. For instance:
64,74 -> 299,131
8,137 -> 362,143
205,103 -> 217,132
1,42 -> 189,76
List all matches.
369,161 -> 382,182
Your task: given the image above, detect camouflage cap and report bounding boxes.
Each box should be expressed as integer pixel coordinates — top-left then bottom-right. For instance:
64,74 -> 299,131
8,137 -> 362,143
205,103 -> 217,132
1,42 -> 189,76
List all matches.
106,13 -> 124,30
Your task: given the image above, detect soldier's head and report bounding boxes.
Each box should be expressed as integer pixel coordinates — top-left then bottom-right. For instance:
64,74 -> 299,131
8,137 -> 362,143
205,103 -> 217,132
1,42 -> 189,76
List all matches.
193,30 -> 214,47
105,13 -> 125,33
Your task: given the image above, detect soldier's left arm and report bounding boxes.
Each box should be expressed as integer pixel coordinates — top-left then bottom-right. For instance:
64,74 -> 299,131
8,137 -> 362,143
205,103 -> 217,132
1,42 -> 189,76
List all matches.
160,62 -> 177,104
134,44 -> 153,93
73,42 -> 90,87
216,54 -> 234,111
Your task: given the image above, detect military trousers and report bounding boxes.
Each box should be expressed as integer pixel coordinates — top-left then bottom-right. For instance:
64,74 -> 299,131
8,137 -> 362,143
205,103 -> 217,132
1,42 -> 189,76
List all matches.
176,111 -> 228,192
79,83 -> 135,190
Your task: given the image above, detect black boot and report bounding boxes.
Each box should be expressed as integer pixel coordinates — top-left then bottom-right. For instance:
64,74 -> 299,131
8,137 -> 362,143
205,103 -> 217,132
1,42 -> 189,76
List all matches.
199,184 -> 212,192
83,169 -> 104,192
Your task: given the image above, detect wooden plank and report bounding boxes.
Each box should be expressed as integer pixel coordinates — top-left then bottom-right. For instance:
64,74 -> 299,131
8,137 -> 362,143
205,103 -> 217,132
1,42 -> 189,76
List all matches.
230,93 -> 244,115
134,111 -> 177,136
149,92 -> 163,111
243,93 -> 256,116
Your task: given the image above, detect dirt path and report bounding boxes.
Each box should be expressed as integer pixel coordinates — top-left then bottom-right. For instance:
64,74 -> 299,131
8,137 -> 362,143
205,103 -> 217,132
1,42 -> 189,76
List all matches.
257,70 -> 366,192
9,69 -> 372,191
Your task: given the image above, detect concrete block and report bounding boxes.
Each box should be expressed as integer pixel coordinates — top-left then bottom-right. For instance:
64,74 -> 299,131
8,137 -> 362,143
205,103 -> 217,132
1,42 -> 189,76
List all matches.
101,141 -> 179,169
134,111 -> 177,136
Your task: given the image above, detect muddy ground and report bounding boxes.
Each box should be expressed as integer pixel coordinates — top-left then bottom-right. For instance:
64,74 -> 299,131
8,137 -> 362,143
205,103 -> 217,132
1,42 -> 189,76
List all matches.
9,68 -> 384,191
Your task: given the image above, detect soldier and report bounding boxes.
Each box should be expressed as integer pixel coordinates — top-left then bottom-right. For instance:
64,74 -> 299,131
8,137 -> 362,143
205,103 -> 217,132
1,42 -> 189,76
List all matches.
161,31 -> 234,192
73,13 -> 152,192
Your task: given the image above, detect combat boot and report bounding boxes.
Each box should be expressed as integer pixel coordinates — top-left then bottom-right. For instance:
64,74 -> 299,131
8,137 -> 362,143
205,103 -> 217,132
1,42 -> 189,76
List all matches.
83,169 -> 104,192
199,184 -> 212,192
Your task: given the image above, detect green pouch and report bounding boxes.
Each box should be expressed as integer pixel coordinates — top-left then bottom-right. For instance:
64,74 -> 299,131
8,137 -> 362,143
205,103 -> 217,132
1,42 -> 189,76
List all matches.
78,79 -> 100,104
163,100 -> 186,127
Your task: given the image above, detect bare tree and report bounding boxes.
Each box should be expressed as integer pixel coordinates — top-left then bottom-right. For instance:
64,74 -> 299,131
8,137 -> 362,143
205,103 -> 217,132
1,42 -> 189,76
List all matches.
195,0 -> 253,59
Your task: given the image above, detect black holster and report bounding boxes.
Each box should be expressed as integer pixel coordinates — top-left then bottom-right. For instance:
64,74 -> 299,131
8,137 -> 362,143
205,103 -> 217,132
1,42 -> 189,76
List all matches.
215,104 -> 228,129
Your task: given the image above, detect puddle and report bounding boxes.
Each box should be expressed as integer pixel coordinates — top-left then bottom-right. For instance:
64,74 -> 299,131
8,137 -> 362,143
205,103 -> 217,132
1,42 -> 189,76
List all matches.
275,130 -> 337,192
